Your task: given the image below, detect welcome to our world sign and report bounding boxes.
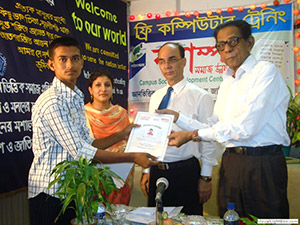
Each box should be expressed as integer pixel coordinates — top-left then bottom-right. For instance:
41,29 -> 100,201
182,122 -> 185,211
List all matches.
0,0 -> 128,193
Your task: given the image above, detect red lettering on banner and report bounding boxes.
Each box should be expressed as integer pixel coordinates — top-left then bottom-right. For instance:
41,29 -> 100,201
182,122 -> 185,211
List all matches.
151,43 -> 218,73
185,43 -> 218,73
152,49 -> 159,64
194,65 -> 214,74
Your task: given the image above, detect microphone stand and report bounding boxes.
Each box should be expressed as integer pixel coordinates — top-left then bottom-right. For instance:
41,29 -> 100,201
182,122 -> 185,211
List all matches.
155,177 -> 169,225
155,199 -> 164,225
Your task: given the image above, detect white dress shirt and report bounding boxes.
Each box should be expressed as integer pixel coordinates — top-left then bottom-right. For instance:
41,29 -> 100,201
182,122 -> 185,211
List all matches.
148,79 -> 217,176
178,55 -> 290,147
28,77 -> 97,199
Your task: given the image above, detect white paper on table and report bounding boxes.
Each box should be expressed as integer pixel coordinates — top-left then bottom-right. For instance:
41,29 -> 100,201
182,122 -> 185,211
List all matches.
125,112 -> 174,161
126,206 -> 183,224
97,162 -> 133,189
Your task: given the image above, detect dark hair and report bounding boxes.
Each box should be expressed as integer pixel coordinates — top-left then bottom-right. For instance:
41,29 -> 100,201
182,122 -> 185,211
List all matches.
88,69 -> 114,88
213,20 -> 252,41
158,42 -> 185,58
48,36 -> 82,59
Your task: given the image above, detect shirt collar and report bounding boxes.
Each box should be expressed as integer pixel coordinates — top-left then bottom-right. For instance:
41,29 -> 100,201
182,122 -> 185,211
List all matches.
223,55 -> 257,81
52,76 -> 84,99
168,78 -> 187,95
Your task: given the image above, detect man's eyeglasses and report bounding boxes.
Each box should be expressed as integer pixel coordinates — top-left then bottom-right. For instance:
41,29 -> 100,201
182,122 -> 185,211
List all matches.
215,37 -> 243,51
158,57 -> 182,66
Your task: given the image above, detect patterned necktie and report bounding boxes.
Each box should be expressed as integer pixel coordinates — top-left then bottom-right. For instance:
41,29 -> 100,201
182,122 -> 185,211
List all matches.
158,87 -> 173,109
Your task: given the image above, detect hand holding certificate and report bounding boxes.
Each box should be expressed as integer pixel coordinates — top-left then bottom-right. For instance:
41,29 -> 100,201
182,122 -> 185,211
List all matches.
125,112 -> 174,161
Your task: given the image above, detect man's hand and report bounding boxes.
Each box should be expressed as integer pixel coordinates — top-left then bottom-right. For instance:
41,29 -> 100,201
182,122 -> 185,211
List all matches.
168,130 -> 194,147
140,173 -> 150,196
198,178 -> 212,203
155,109 -> 179,122
133,152 -> 159,168
122,123 -> 140,139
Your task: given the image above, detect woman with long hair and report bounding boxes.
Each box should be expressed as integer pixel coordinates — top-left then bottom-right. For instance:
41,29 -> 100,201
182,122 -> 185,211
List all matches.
85,69 -> 133,205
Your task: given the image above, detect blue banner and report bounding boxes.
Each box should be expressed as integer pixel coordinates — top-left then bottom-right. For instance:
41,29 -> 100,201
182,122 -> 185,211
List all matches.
130,4 -> 292,44
0,0 -> 128,193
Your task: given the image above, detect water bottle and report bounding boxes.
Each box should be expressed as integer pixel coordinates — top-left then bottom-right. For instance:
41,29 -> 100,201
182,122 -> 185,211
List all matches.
94,202 -> 106,225
223,202 -> 239,225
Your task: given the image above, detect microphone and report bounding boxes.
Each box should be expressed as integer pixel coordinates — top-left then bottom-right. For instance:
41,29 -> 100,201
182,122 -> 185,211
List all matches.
155,177 -> 169,202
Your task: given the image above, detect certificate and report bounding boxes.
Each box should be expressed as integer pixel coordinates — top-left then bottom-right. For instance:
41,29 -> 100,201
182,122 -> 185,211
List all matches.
125,112 -> 174,161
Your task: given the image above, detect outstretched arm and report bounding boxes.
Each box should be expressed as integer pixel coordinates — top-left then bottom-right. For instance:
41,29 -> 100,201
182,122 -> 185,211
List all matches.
94,150 -> 159,169
92,123 -> 139,149
168,130 -> 194,147
155,109 -> 179,122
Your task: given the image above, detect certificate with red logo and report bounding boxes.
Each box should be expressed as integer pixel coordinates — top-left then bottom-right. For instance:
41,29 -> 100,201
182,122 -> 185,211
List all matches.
125,112 -> 174,161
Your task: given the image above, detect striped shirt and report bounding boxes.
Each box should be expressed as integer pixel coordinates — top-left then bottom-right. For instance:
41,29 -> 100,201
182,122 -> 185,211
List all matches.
28,77 -> 97,199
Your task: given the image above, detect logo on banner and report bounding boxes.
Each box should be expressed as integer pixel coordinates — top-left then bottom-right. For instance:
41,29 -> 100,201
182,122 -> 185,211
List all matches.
83,70 -> 92,79
0,53 -> 7,77
129,43 -> 146,79
45,0 -> 55,6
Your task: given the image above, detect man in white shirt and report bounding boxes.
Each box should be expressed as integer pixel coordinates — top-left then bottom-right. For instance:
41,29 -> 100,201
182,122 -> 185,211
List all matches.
140,42 -> 217,215
167,20 -> 289,218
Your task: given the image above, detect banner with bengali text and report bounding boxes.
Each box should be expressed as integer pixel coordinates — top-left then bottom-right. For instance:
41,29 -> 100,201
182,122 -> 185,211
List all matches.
0,0 -> 128,193
129,3 -> 293,102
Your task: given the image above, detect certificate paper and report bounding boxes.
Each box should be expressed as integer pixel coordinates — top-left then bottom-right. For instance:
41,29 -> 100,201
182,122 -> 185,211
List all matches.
125,112 -> 174,161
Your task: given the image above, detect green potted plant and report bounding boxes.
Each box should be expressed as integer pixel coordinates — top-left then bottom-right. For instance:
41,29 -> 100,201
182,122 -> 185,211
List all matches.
48,156 -> 118,225
285,86 -> 300,155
